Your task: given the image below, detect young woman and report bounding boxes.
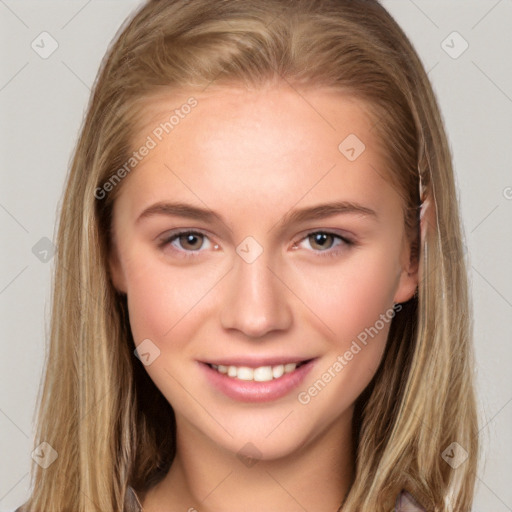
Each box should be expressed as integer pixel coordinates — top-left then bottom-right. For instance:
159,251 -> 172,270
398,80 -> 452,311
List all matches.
16,0 -> 479,510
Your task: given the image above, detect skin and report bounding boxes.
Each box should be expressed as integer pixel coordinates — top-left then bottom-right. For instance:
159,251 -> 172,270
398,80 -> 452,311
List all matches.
109,85 -> 419,512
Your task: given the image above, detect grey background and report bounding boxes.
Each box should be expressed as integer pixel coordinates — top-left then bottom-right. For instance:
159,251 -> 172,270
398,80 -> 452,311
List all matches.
1,1 -> 511,510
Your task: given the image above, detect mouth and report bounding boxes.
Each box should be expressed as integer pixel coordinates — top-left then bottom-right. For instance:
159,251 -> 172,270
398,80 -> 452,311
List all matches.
205,360 -> 312,382
200,358 -> 316,402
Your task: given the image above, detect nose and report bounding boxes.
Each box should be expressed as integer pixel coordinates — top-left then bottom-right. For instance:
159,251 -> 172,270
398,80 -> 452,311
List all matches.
220,249 -> 293,338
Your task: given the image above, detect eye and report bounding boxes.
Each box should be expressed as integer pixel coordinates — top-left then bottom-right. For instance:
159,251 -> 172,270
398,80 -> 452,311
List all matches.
159,229 -> 354,259
293,231 -> 354,257
161,230 -> 213,256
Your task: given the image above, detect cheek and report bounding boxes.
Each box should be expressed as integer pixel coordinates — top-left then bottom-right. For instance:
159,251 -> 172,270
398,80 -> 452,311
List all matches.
288,248 -> 400,343
123,253 -> 223,345
294,258 -> 399,414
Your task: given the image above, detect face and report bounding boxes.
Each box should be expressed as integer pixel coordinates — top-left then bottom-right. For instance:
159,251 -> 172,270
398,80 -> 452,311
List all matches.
108,85 -> 418,461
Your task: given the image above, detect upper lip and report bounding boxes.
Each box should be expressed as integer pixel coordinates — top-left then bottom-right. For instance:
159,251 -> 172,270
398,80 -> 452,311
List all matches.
200,356 -> 315,368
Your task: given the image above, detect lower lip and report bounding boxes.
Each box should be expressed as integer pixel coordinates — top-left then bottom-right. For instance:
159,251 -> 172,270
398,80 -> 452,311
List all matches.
199,360 -> 316,403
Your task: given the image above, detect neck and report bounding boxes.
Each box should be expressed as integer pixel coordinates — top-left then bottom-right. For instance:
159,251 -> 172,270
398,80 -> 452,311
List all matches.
141,409 -> 355,512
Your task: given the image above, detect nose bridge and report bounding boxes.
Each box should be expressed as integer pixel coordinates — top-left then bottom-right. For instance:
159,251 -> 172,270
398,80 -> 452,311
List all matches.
220,243 -> 293,337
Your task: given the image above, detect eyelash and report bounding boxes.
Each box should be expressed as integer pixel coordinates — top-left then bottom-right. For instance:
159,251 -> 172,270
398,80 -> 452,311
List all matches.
160,229 -> 355,259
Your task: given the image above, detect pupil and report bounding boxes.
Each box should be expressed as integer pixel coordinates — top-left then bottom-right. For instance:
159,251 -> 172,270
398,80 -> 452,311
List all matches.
311,233 -> 332,249
182,233 -> 202,250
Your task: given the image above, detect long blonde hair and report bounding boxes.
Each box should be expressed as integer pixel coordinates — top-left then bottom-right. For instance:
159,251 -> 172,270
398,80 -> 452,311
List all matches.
20,0 -> 478,510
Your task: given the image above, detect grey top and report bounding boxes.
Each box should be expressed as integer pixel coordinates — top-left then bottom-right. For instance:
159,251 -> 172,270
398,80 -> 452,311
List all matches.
13,487 -> 142,512
124,486 -> 426,512
14,485 -> 426,511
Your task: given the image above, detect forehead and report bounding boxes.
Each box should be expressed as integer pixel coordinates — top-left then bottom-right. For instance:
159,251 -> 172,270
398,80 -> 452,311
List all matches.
135,84 -> 381,148
117,85 -> 399,222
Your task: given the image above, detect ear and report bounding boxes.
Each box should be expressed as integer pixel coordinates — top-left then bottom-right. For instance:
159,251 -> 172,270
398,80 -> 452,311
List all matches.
393,197 -> 432,304
393,249 -> 418,304
108,238 -> 127,294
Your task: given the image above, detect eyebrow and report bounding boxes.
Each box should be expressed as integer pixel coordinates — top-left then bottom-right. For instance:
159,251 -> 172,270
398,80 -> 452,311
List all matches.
135,200 -> 378,228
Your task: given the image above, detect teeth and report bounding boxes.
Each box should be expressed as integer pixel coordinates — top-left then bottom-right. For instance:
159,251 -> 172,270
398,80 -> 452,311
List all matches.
272,364 -> 284,379
284,363 -> 296,372
237,367 -> 254,381
254,366 -> 273,381
211,362 -> 299,382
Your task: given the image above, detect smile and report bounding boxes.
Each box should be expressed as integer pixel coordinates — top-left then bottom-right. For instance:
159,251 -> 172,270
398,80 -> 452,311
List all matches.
200,358 -> 316,402
207,362 -> 308,382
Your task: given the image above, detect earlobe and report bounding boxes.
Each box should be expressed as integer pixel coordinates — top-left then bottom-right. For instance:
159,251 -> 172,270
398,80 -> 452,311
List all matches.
393,265 -> 419,304
394,195 -> 433,304
393,235 -> 420,304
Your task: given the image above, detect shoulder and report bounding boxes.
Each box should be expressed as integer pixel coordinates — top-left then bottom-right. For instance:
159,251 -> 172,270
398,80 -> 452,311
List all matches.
125,485 -> 144,512
396,490 -> 426,511
13,487 -> 143,512
13,487 -> 423,512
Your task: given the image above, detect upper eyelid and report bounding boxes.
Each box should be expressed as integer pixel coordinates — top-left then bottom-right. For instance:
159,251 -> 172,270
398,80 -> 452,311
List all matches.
163,229 -> 212,246
294,232 -> 353,251
162,229 -> 352,251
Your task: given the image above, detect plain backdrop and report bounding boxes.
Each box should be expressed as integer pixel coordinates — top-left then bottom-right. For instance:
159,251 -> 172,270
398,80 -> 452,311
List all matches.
1,1 -> 511,510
